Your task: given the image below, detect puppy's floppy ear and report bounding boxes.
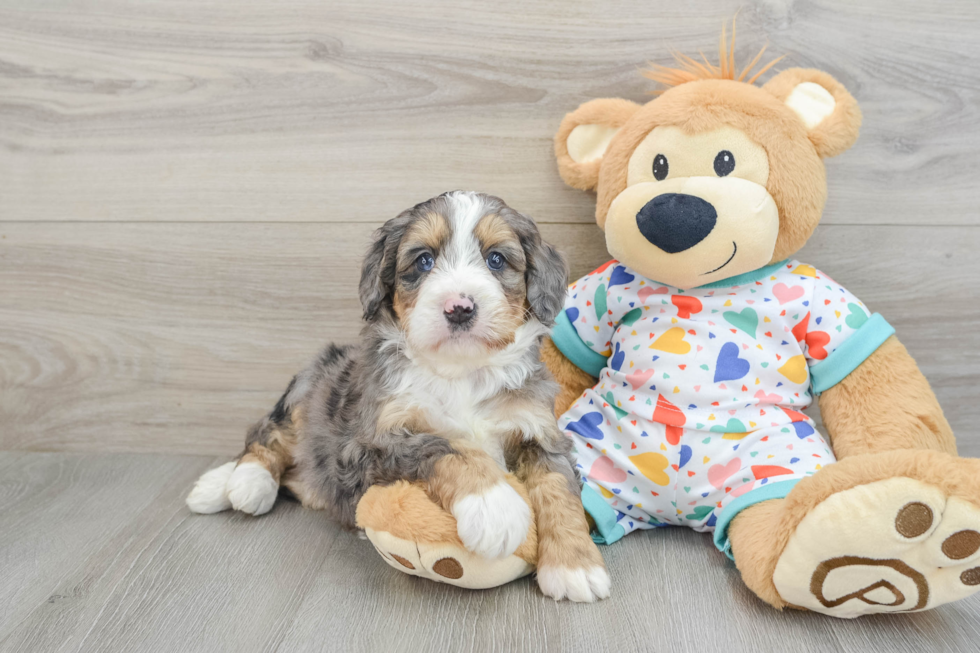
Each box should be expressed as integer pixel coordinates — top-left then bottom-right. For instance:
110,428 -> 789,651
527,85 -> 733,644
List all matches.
501,208 -> 568,326
763,68 -> 862,159
554,98 -> 641,192
526,238 -> 567,326
359,214 -> 410,321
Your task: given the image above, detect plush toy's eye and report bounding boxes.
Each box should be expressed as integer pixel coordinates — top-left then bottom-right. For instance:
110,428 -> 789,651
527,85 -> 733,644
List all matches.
714,150 -> 735,177
416,252 -> 435,272
652,154 -> 669,181
486,251 -> 505,271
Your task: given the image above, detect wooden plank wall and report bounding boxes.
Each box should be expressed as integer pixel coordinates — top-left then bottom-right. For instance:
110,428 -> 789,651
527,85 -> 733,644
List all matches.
2,0 -> 979,456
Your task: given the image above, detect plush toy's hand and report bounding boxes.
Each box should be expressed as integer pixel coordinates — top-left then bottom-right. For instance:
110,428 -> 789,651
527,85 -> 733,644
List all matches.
541,337 -> 597,417
356,478 -> 538,590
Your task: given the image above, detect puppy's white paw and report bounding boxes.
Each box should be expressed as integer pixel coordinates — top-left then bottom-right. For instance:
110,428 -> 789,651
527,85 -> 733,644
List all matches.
186,461 -> 236,514
537,565 -> 611,603
452,481 -> 530,559
226,462 -> 279,516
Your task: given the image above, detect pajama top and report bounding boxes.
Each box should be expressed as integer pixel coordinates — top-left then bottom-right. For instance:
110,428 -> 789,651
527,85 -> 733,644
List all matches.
551,259 -> 895,556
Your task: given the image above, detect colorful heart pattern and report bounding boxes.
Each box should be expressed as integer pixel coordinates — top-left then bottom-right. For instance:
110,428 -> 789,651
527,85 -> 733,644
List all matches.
567,412 -> 604,440
626,368 -> 656,390
650,327 -> 691,354
708,458 -> 741,490
713,342 -> 750,382
629,452 -> 670,486
772,283 -> 804,305
559,259 -> 866,536
723,307 -> 758,339
590,456 -> 628,483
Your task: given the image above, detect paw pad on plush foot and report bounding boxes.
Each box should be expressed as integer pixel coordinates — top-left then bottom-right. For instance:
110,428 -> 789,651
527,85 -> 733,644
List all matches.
451,481 -> 531,559
774,477 -> 980,617
383,550 -> 464,580
364,528 -> 533,590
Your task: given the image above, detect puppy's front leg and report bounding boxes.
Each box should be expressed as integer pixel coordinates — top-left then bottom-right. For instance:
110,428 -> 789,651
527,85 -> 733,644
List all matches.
426,443 -> 531,559
511,435 -> 611,602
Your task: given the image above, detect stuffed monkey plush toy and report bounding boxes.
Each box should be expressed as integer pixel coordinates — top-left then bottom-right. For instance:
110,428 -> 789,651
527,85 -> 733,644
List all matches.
358,27 -> 980,617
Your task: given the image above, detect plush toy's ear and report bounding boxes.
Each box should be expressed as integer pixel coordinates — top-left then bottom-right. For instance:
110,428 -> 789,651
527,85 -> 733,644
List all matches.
763,68 -> 862,158
554,98 -> 641,191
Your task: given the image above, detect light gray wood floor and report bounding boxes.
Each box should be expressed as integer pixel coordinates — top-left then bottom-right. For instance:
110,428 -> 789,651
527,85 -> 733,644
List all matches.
2,0 -> 980,651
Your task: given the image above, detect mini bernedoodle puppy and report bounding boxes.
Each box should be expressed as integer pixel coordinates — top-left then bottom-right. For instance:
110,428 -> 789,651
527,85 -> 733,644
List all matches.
187,191 -> 611,602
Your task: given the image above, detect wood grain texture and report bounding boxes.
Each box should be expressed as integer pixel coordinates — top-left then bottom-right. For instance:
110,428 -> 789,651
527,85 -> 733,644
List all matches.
1,0 -> 979,225
0,452 -> 215,650
1,452 -> 979,653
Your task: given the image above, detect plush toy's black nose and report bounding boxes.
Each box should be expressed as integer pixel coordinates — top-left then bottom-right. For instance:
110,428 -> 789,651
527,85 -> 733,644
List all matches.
635,193 -> 718,253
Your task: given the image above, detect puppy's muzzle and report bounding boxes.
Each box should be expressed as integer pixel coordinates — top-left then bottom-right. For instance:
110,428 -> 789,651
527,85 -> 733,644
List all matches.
444,296 -> 477,329
635,193 -> 718,253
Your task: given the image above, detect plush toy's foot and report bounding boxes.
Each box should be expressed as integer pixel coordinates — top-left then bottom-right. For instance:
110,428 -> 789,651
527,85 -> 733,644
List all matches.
355,478 -> 537,591
734,450 -> 980,618
774,474 -> 980,617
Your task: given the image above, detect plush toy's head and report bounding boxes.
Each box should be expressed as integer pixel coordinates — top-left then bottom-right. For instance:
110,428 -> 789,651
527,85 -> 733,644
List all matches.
554,28 -> 862,289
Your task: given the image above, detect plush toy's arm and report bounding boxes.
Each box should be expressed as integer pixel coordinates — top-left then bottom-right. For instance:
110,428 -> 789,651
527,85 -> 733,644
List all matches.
542,337 -> 597,417
817,335 -> 956,459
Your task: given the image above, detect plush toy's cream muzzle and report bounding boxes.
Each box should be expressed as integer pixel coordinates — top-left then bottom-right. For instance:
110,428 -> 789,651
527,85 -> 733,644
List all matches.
604,175 -> 779,289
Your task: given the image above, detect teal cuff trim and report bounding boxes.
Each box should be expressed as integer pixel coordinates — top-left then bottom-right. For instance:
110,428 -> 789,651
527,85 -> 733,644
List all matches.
551,310 -> 608,378
582,484 -> 625,545
695,259 -> 790,290
810,313 -> 894,394
713,479 -> 801,561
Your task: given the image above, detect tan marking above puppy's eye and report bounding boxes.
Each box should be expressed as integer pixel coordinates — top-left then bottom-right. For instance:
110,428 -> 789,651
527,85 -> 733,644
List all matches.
397,211 -> 450,272
474,213 -> 527,270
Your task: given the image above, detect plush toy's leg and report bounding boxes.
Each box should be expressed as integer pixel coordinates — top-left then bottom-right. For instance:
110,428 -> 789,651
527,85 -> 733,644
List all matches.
729,450 -> 980,617
355,476 -> 537,590
727,338 -> 980,617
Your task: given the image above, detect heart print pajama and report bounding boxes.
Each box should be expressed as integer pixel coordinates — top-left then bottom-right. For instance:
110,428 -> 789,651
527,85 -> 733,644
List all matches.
550,259 -> 896,555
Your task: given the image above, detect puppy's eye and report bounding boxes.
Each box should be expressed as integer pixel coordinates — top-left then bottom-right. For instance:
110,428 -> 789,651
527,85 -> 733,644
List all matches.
415,252 -> 434,272
652,154 -> 669,181
486,251 -> 505,271
714,150 -> 735,177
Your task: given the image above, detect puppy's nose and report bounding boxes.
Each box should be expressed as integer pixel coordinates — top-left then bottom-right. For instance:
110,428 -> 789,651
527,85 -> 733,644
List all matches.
635,193 -> 717,253
444,296 -> 476,325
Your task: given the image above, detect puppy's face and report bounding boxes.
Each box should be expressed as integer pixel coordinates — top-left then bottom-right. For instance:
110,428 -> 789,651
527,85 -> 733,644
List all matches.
360,192 -> 566,360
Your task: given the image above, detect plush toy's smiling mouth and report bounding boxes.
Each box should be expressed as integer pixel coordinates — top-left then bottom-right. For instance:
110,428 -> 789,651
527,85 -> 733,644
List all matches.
702,242 -> 737,275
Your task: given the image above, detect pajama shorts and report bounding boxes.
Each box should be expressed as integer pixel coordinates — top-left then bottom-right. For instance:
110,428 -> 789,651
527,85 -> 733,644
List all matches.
561,388 -> 837,557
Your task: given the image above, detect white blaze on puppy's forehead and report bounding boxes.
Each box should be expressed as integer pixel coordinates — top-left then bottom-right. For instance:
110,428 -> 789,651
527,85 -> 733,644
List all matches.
443,191 -> 491,265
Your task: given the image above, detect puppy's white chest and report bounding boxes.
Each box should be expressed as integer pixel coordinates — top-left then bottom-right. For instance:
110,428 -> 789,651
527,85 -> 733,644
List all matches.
410,383 -> 508,467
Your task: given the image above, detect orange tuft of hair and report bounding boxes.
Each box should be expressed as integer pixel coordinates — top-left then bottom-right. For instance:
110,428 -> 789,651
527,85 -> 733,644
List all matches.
642,18 -> 784,93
